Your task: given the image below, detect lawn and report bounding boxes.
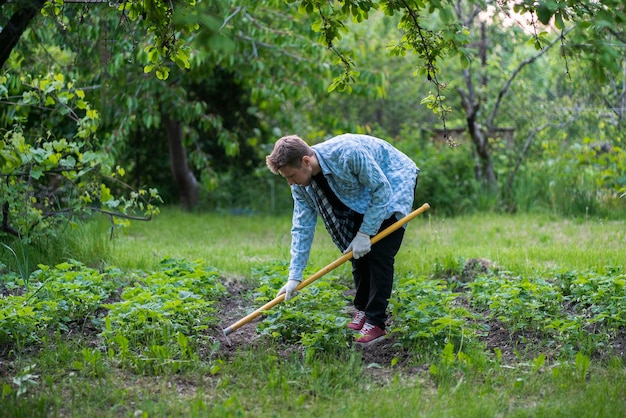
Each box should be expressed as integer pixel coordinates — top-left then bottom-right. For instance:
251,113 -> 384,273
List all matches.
1,207 -> 625,417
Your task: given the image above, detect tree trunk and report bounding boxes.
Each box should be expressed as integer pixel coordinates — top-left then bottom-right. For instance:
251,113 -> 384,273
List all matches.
466,115 -> 498,193
0,0 -> 47,70
163,114 -> 199,209
457,20 -> 498,194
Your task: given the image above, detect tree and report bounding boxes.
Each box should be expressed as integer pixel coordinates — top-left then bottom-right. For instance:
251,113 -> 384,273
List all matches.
0,0 -> 202,74
95,1 -> 341,208
0,70 -> 161,240
451,3 -> 574,195
285,0 -> 624,205
3,0 -> 625,215
0,0 -> 47,70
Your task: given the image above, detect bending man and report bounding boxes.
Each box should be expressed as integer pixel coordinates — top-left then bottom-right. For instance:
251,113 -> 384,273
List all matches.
266,133 -> 419,346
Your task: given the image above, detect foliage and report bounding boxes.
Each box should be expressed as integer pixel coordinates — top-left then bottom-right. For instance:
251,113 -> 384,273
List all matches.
110,67 -> 271,205
512,0 -> 626,79
469,272 -> 563,333
102,258 -> 226,373
388,275 -> 473,350
512,137 -> 626,217
0,257 -> 226,374
395,134 -> 485,216
469,267 -> 626,353
252,261 -> 353,352
40,0 -> 208,80
0,260 -> 124,347
5,0 -> 623,217
558,269 -> 626,332
0,70 -> 161,248
1,212 -> 626,415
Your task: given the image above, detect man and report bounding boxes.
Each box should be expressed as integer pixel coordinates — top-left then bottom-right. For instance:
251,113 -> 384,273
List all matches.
265,133 -> 419,346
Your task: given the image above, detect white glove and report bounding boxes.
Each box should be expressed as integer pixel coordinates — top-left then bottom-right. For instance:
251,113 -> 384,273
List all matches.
344,231 -> 371,259
277,279 -> 300,301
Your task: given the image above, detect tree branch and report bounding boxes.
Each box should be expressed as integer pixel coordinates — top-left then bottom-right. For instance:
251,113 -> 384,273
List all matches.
486,27 -> 574,132
0,0 -> 47,70
506,112 -> 579,200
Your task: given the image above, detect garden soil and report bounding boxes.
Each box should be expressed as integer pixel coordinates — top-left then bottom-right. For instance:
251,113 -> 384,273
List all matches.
211,260 -> 626,375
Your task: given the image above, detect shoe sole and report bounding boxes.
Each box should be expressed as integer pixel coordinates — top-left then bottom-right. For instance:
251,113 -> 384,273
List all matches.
353,334 -> 386,348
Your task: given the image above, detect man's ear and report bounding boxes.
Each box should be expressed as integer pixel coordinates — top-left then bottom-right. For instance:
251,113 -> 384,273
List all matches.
301,155 -> 311,167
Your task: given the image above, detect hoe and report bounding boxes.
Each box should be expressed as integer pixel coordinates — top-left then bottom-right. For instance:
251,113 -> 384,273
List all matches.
222,202 -> 431,337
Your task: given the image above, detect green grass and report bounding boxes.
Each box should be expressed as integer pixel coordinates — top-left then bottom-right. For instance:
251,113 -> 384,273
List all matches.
1,207 -> 626,417
106,208 -> 625,278
4,339 -> 626,417
104,207 -> 345,279
401,212 -> 625,275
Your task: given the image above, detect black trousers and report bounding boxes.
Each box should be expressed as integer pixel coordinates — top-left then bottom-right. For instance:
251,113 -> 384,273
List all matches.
351,215 -> 405,330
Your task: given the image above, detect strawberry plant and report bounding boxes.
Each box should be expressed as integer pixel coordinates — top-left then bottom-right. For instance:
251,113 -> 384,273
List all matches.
102,258 -> 227,370
30,261 -> 123,327
0,295 -> 43,347
0,260 -> 124,346
468,272 -> 562,333
557,269 -> 626,331
389,275 -> 474,350
252,262 -> 353,352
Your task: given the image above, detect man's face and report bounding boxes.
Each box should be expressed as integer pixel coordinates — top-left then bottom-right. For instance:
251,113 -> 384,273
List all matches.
279,156 -> 313,186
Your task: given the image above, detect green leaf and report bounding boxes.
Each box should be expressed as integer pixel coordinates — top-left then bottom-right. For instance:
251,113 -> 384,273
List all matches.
439,7 -> 453,24
155,66 -> 170,80
536,4 -> 554,25
0,149 -> 22,173
554,11 -> 565,30
30,167 -> 43,180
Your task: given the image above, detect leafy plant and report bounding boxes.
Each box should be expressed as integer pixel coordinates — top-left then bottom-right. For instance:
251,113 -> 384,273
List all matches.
0,260 -> 124,347
389,274 -> 473,350
557,269 -> 626,331
102,258 -> 227,372
31,261 -> 122,324
0,294 -> 43,347
0,71 -> 161,267
468,272 -> 562,333
253,261 -> 353,352
11,364 -> 39,397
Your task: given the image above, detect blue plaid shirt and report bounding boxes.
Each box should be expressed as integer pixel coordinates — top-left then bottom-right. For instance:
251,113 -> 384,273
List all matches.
288,134 -> 419,281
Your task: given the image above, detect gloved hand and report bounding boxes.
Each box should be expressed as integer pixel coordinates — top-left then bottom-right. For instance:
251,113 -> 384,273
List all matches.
344,231 -> 371,259
277,279 -> 300,301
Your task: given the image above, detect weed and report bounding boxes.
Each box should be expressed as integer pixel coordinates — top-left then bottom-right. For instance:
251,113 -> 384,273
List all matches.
11,364 -> 39,397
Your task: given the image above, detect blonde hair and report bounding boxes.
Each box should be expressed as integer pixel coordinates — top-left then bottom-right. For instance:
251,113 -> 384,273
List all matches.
265,135 -> 314,174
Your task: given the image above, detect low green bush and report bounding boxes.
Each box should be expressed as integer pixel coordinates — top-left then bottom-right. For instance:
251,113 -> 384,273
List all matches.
102,258 -> 226,373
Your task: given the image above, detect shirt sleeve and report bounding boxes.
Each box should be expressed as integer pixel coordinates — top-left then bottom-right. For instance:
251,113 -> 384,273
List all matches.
288,186 -> 317,281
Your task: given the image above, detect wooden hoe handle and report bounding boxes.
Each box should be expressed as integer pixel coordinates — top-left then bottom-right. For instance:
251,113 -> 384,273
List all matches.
222,202 -> 431,336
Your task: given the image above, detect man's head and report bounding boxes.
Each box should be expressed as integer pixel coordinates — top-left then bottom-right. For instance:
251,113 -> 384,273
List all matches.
266,135 -> 318,186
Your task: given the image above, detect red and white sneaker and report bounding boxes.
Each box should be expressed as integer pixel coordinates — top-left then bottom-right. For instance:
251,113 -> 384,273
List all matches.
347,310 -> 367,330
354,322 -> 387,347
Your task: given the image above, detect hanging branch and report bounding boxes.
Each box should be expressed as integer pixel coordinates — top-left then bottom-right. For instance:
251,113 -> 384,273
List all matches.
399,0 -> 454,145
